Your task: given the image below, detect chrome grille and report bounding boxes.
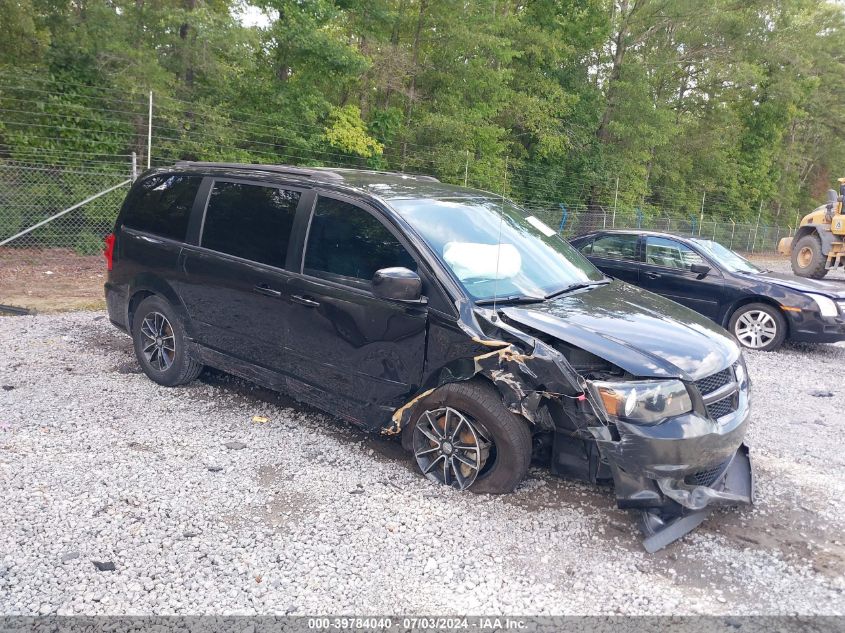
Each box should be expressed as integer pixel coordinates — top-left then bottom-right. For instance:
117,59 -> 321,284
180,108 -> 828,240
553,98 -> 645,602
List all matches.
695,367 -> 733,396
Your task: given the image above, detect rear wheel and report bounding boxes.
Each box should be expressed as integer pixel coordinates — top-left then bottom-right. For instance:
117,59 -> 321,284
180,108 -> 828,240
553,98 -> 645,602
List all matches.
131,295 -> 203,386
404,380 -> 532,494
791,233 -> 828,279
728,302 -> 787,352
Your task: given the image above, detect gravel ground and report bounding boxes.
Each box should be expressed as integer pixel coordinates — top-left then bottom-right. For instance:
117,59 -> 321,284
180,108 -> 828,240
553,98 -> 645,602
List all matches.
1,311 -> 843,616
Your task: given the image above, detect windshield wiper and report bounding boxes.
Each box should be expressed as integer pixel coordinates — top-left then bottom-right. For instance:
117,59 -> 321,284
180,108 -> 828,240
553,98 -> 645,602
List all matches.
544,279 -> 610,300
475,295 -> 545,306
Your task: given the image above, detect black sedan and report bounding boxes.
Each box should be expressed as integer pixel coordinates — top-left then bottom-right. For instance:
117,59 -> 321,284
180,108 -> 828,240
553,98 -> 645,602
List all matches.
570,230 -> 845,351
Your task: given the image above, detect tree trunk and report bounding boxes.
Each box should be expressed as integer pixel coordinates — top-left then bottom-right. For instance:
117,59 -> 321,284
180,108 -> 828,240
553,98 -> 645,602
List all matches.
402,0 -> 427,169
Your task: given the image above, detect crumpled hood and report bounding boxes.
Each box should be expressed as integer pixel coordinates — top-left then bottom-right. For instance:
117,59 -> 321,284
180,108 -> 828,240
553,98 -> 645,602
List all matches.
746,271 -> 845,298
500,280 -> 739,381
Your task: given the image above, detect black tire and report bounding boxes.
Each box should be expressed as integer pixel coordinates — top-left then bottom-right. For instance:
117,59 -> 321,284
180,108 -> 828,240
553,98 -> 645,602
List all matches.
403,380 -> 532,494
791,233 -> 828,279
728,302 -> 787,352
131,295 -> 203,386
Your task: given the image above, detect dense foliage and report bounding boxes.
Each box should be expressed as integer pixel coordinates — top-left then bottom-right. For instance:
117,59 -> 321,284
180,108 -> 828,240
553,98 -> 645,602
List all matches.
2,0 -> 845,227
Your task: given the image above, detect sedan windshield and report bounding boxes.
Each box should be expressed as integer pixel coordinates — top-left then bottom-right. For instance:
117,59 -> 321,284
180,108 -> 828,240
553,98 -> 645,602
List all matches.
391,197 -> 604,301
692,239 -> 763,274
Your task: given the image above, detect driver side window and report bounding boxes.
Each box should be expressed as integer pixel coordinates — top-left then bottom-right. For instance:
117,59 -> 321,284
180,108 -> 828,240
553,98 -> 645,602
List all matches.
303,196 -> 417,288
644,236 -> 705,271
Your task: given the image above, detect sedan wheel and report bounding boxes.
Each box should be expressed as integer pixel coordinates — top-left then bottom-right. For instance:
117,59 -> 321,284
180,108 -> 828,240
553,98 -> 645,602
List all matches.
413,406 -> 493,491
729,302 -> 787,351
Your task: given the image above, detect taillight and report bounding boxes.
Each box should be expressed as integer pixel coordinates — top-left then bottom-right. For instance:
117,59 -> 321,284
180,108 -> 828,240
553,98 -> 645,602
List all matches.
104,233 -> 115,271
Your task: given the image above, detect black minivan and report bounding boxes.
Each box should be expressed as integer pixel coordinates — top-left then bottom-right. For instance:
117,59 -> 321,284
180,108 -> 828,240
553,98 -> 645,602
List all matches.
105,163 -> 753,551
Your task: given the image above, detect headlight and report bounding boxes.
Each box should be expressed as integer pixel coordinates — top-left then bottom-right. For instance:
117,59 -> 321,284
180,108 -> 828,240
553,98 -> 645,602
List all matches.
590,379 -> 692,425
807,293 -> 838,318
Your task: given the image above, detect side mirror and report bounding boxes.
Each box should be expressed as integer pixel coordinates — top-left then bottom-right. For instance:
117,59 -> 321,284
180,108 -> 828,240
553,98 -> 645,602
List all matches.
690,263 -> 711,278
372,267 -> 424,303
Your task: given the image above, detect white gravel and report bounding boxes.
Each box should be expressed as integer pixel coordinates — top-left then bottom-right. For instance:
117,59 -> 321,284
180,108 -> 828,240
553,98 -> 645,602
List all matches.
1,311 -> 843,616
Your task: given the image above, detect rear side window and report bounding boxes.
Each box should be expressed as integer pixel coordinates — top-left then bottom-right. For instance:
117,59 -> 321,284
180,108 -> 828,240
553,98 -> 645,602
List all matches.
121,174 -> 201,241
201,181 -> 301,268
591,234 -> 638,261
645,236 -> 706,270
304,196 -> 416,285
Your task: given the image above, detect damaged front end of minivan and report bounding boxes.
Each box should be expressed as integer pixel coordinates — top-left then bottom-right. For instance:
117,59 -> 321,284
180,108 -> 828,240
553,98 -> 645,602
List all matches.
387,290 -> 754,552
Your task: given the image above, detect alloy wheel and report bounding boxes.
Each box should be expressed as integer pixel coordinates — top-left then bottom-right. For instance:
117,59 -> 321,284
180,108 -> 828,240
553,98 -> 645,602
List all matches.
139,311 -> 176,371
734,310 -> 777,349
413,406 -> 493,491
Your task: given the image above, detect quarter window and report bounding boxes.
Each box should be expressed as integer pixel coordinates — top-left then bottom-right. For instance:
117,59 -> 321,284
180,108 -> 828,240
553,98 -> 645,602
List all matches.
201,181 -> 301,268
590,234 -> 639,261
644,236 -> 706,270
304,197 -> 416,286
121,174 -> 202,241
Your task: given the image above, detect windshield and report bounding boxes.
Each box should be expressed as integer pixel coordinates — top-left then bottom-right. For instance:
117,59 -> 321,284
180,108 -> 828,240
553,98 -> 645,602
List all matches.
692,239 -> 762,274
391,197 -> 604,301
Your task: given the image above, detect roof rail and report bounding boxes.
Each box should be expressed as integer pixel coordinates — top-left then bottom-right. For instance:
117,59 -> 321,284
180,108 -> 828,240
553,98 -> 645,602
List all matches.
314,166 -> 440,183
173,161 -> 442,184
173,161 -> 344,181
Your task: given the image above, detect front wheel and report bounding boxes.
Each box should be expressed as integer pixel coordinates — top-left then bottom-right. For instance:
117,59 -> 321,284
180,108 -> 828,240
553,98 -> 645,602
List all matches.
404,380 -> 532,494
791,233 -> 828,279
728,303 -> 787,352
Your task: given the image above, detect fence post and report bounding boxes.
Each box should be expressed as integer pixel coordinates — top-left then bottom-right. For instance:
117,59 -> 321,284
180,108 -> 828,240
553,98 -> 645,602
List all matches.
751,200 -> 763,253
147,91 -> 153,169
464,150 -> 469,187
699,192 -> 706,236
612,177 -> 619,228
558,204 -> 568,234
729,219 -> 735,249
131,152 -> 138,182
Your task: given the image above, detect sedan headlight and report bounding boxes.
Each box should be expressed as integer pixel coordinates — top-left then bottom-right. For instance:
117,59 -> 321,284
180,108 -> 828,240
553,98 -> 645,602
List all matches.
591,379 -> 692,425
807,293 -> 838,318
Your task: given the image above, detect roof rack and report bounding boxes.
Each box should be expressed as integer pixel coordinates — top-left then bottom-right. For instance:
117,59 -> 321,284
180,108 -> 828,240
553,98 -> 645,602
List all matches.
173,161 -> 344,181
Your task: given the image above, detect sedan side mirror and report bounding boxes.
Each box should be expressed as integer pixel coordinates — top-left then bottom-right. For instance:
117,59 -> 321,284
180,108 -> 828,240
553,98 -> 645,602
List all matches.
690,263 -> 711,278
372,267 -> 425,303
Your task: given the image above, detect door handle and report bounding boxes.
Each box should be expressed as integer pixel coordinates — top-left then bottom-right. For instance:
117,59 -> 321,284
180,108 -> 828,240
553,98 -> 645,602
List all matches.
291,294 -> 320,308
643,271 -> 661,280
253,284 -> 282,298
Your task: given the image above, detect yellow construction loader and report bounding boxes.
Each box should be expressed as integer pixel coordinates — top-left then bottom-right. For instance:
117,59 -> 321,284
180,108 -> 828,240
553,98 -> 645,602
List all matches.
778,178 -> 845,278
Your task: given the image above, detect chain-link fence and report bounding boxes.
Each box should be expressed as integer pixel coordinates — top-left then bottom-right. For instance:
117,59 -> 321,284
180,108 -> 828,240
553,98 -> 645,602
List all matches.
523,205 -> 791,254
0,158 -> 133,254
0,157 -> 795,257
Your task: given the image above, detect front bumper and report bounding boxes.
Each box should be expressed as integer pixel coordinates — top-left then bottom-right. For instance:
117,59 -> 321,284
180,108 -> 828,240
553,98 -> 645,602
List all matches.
584,375 -> 753,551
641,444 -> 753,553
785,309 -> 845,344
589,388 -> 751,512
